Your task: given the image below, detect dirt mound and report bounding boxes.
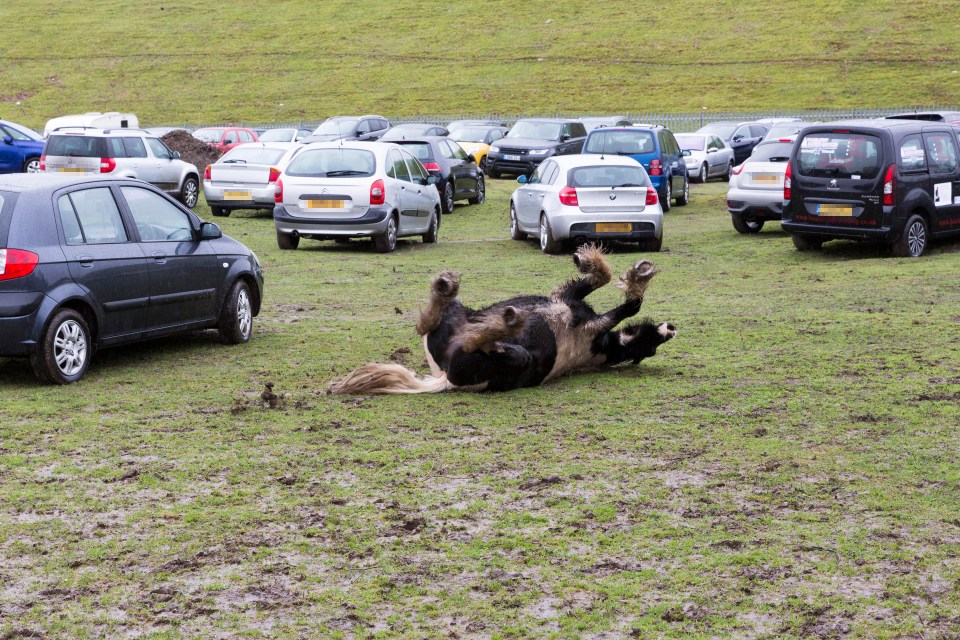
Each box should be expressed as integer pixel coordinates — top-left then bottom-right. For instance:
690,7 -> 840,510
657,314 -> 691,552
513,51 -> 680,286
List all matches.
161,130 -> 221,170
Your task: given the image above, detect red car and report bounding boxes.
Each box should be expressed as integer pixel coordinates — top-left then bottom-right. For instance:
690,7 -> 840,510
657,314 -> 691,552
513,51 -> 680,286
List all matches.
193,126 -> 259,154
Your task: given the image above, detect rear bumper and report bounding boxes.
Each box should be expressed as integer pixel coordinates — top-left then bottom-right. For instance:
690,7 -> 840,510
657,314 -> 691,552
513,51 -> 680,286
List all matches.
550,210 -> 663,242
781,219 -> 895,241
0,292 -> 48,356
204,183 -> 276,209
726,189 -> 784,219
273,205 -> 392,237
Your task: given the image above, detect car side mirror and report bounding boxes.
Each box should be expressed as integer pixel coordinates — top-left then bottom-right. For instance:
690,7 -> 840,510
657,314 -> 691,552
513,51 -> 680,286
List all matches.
707,148 -> 717,154
561,134 -> 571,141
200,222 -> 222,239
466,154 -> 476,164
172,151 -> 181,159
426,175 -> 440,185
517,175 -> 528,184
2,135 -> 12,145
681,150 -> 691,157
733,136 -> 743,142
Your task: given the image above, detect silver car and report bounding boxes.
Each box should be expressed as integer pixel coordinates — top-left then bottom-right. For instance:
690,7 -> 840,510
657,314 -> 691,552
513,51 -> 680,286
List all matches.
725,137 -> 795,234
257,128 -> 312,143
509,154 -> 664,253
273,141 -> 442,253
676,133 -> 735,183
203,142 -> 302,217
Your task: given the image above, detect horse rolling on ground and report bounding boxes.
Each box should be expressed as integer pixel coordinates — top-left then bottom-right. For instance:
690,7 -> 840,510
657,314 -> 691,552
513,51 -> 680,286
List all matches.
327,244 -> 676,394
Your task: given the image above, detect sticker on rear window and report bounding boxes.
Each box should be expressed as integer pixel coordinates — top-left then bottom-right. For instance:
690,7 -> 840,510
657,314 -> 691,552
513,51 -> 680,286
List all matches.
801,137 -> 839,152
934,182 -> 953,207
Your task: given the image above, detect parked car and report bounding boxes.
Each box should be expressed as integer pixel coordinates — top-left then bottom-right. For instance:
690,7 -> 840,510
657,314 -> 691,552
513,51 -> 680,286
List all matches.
726,137 -> 796,234
257,127 -> 312,143
0,119 -> 45,174
763,120 -> 819,141
381,123 -> 450,140
192,127 -> 259,154
782,119 -> 960,257
885,112 -> 960,124
695,121 -> 769,164
509,154 -> 664,253
302,115 -> 390,143
203,142 -> 303,217
0,174 -> 264,384
273,141 -> 442,253
40,128 -> 201,208
486,118 -> 588,179
579,116 -> 633,133
582,126 -> 688,211
392,137 -> 484,213
447,119 -> 509,134
448,125 -> 508,171
676,133 -> 735,183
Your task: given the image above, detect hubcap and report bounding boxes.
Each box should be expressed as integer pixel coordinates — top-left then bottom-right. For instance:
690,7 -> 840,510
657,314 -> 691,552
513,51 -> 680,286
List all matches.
907,221 -> 926,256
53,320 -> 87,376
237,289 -> 252,338
511,208 -> 517,235
27,159 -> 41,173
184,180 -> 198,207
477,177 -> 485,202
445,184 -> 454,210
701,165 -> 707,182
540,219 -> 548,250
388,218 -> 397,247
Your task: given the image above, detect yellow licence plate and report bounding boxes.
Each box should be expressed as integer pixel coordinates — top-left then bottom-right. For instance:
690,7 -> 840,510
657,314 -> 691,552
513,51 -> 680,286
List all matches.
817,204 -> 853,216
752,174 -> 780,184
58,167 -> 88,173
304,199 -> 346,209
596,223 -> 632,233
223,191 -> 251,201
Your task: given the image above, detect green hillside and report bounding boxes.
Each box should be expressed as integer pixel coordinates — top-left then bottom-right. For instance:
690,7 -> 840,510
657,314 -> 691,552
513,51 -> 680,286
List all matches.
2,0 -> 959,129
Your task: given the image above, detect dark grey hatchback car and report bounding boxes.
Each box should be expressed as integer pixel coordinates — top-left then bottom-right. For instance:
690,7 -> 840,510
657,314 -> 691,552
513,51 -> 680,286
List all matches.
0,174 -> 264,383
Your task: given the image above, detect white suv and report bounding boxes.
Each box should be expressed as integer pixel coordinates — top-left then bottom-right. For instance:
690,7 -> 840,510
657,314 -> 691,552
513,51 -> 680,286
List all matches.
40,128 -> 201,208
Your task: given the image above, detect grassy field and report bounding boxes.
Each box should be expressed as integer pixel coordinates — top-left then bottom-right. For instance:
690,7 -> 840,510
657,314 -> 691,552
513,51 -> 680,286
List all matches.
3,0 -> 960,127
1,177 -> 958,638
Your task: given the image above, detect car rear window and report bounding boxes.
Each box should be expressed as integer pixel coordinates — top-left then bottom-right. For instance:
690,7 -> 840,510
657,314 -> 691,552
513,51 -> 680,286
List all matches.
394,142 -> 434,162
585,130 -> 656,155
220,147 -> 288,165
749,141 -> 793,162
45,135 -> 104,157
675,135 -> 705,151
285,148 -> 376,177
568,165 -> 651,188
508,121 -> 562,140
796,133 -> 882,179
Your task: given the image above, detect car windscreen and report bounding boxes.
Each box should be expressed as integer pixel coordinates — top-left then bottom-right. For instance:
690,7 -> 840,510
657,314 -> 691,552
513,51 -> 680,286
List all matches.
313,118 -> 359,136
257,129 -> 294,142
749,141 -> 794,162
219,147 -> 288,165
452,128 -> 490,143
394,142 -> 433,161
584,130 -> 656,155
193,129 -> 225,143
284,148 -> 376,177
44,135 -> 104,157
568,165 -> 651,188
697,123 -> 738,139
675,135 -> 705,151
508,121 -> 562,140
796,133 -> 882,179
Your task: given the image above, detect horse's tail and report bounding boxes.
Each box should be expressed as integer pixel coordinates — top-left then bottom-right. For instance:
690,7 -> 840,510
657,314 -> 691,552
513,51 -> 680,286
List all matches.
327,363 -> 453,395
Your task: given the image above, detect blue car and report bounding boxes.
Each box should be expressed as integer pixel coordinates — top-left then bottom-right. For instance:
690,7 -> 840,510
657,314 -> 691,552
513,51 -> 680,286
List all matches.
0,119 -> 45,173
582,126 -> 689,211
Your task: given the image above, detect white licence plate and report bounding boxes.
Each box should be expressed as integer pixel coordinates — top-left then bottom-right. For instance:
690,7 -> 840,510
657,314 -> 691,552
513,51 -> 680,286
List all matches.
504,155 -> 522,161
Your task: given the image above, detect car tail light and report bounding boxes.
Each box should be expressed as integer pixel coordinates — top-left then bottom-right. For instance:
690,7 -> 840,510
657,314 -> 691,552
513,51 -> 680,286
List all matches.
645,187 -> 658,206
274,178 -> 283,203
204,165 -> 211,180
370,179 -> 385,205
558,186 -> 579,207
0,249 -> 40,281
649,158 -> 662,176
784,160 -> 792,200
39,155 -> 46,171
421,162 -> 441,172
99,157 -> 116,173
268,167 -> 281,183
731,162 -> 746,176
883,164 -> 896,206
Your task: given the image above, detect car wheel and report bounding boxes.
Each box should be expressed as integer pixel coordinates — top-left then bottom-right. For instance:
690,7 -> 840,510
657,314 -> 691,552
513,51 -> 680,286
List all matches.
468,173 -> 485,205
219,279 -> 253,345
30,309 -> 91,384
539,214 -> 561,254
723,162 -> 732,181
422,208 -> 439,243
698,163 -> 708,183
277,230 -> 299,250
639,236 -> 662,252
792,234 -> 823,251
892,214 -> 928,257
23,157 -> 41,173
510,202 -> 527,241
211,206 -> 229,217
374,215 -> 398,253
731,213 -> 764,234
661,180 -> 672,212
676,177 -> 689,206
479,156 -> 488,172
179,176 -> 199,209
440,181 -> 455,214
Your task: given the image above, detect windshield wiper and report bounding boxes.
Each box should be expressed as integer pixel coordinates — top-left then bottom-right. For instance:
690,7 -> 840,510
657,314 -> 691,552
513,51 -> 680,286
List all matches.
325,170 -> 367,176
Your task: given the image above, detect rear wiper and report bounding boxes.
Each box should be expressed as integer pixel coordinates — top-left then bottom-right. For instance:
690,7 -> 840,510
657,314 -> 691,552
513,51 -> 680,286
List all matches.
616,183 -> 642,187
325,170 -> 367,176
222,159 -> 247,164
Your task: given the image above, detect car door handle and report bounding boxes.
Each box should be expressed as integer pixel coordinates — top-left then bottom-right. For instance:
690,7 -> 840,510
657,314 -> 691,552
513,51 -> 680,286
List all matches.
152,251 -> 166,264
76,254 -> 94,267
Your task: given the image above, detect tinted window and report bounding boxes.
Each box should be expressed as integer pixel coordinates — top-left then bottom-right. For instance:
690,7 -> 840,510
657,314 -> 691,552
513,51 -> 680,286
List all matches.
924,132 -> 958,173
121,187 -> 193,242
750,125 -> 768,138
59,188 -> 128,244
146,138 -> 172,160
899,135 -> 927,172
396,142 -> 432,162
45,135 -> 102,157
569,123 -> 587,137
106,138 -> 127,158
122,137 -> 147,158
388,150 -> 411,181
285,148 -> 376,177
749,141 -> 793,162
569,165 -> 650,188
508,121 -> 562,140
797,133 -> 882,179
585,130 -> 656,155
663,132 -> 679,155
402,150 -> 428,182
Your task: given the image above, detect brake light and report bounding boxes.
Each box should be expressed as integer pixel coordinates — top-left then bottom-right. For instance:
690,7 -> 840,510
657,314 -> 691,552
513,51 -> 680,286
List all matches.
649,158 -> 662,176
558,186 -> 579,207
268,167 -> 281,183
731,163 -> 745,176
99,157 -> 116,173
0,249 -> 39,281
883,164 -> 896,206
370,179 -> 385,205
646,187 -> 658,206
274,178 -> 283,203
784,160 -> 792,200
421,162 -> 441,172
204,165 -> 211,180
39,155 -> 46,171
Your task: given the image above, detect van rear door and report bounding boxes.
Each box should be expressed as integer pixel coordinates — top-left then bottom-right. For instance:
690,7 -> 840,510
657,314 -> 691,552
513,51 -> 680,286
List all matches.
922,130 -> 960,231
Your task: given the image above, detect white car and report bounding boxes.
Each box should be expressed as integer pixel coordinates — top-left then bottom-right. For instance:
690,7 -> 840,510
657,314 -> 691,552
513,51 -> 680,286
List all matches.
725,137 -> 795,234
676,133 -> 735,183
273,141 -> 442,252
508,154 -> 664,253
203,142 -> 302,217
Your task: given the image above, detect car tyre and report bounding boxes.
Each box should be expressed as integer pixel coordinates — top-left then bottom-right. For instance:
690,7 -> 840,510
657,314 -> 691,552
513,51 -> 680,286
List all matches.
422,208 -> 439,244
722,162 -> 732,181
30,309 -> 92,385
211,206 -> 229,217
731,213 -> 764,234
540,214 -> 561,254
441,181 -> 455,214
23,157 -> 41,173
374,215 -> 398,253
277,230 -> 299,250
468,173 -> 485,205
179,176 -> 199,209
892,214 -> 928,257
698,163 -> 708,183
676,177 -> 689,206
219,279 -> 253,345
639,236 -> 662,252
510,202 -> 526,240
792,234 -> 823,251
661,180 -> 672,212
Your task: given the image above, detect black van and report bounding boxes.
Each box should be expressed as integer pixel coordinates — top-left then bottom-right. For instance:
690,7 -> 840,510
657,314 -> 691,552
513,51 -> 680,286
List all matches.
782,119 -> 960,257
